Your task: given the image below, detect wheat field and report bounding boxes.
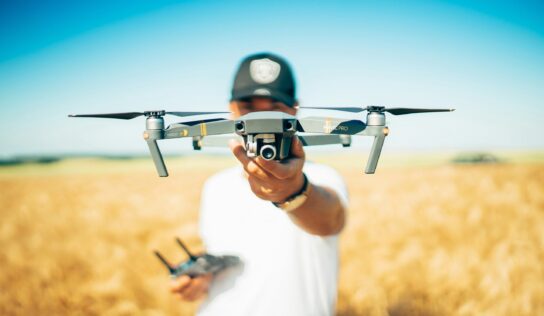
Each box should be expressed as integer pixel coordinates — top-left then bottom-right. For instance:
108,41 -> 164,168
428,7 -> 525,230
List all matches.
1,153 -> 543,315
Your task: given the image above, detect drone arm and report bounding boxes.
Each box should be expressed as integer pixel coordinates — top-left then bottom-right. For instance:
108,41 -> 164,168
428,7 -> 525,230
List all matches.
298,134 -> 351,147
164,120 -> 235,139
192,135 -> 244,148
297,117 -> 366,135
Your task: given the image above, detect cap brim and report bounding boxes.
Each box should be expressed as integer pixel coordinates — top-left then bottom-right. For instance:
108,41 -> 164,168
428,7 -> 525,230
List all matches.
231,87 -> 296,107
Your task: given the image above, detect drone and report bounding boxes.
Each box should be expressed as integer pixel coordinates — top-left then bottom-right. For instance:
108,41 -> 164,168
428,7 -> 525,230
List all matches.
154,238 -> 240,278
69,105 -> 454,176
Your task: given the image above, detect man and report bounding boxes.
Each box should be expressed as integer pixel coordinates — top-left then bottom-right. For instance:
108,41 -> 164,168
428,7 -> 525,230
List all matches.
170,52 -> 348,315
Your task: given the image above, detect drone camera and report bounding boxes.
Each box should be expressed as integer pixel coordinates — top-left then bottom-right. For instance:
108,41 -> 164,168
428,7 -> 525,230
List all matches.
260,145 -> 277,160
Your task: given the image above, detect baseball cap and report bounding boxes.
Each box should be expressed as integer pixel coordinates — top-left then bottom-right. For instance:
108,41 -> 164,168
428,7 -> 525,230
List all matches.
231,52 -> 297,107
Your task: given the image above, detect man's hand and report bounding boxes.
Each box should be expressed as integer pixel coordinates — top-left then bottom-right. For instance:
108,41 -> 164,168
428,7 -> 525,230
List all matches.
230,135 -> 346,236
170,274 -> 213,302
229,136 -> 305,203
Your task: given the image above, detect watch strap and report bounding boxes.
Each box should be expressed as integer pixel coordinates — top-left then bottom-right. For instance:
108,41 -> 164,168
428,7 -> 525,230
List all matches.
272,173 -> 310,212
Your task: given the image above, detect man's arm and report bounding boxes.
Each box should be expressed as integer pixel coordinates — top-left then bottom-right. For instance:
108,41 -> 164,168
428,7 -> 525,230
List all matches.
229,137 -> 346,236
284,179 -> 346,236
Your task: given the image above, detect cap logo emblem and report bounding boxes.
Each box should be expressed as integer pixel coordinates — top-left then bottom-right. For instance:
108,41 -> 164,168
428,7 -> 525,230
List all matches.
250,58 -> 281,84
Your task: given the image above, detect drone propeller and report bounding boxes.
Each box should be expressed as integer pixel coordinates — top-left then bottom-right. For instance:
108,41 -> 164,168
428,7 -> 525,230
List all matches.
68,110 -> 229,120
382,107 -> 455,115
301,106 -> 454,115
175,117 -> 228,126
167,111 -> 229,117
68,112 -> 145,119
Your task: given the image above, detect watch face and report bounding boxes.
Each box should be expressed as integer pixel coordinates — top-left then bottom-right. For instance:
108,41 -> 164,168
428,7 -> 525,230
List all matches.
281,187 -> 311,212
283,194 -> 308,212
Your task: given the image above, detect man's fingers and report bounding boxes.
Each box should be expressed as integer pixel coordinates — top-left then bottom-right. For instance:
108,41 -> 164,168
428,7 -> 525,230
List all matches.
253,137 -> 305,179
230,139 -> 273,180
229,139 -> 251,166
180,280 -> 205,300
246,160 -> 273,180
177,274 -> 212,301
290,136 -> 305,159
170,275 -> 191,293
230,137 -> 305,180
255,156 -> 304,180
247,175 -> 273,197
183,283 -> 208,301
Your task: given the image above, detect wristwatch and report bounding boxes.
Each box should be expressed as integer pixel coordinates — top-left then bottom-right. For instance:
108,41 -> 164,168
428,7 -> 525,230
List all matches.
272,173 -> 311,212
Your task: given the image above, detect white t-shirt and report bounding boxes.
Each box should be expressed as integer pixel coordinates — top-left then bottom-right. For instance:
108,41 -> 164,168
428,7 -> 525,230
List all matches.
197,162 -> 349,316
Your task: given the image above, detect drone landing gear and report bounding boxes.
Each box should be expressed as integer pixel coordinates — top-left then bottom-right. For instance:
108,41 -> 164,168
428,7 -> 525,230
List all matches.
144,116 -> 168,177
365,132 -> 386,174
361,119 -> 389,174
146,139 -> 168,177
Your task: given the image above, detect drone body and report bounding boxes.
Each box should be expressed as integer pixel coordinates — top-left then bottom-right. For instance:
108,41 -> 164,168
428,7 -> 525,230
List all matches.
154,238 -> 240,278
143,110 -> 389,176
69,105 -> 454,177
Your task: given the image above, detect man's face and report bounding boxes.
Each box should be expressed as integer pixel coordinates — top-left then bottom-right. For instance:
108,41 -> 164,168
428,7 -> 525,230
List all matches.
229,97 -> 297,118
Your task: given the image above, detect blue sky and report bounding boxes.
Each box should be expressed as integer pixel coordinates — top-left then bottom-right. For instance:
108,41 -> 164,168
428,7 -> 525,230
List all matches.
0,0 -> 543,157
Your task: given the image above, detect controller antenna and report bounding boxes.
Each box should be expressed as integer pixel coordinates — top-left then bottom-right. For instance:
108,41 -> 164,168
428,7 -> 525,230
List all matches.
176,238 -> 197,261
154,250 -> 175,274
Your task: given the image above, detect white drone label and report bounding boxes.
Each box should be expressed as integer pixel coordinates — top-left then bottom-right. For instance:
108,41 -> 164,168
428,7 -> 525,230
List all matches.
250,58 -> 281,84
